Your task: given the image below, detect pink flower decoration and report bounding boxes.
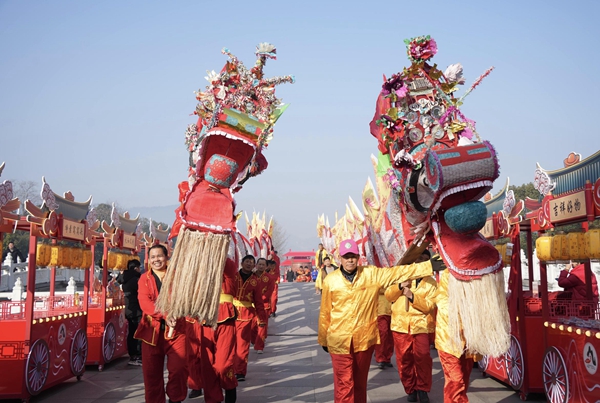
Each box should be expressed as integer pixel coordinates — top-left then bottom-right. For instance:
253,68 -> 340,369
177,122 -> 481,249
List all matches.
405,36 -> 438,63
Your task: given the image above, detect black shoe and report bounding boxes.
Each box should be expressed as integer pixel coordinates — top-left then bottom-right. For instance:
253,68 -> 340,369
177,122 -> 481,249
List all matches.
417,390 -> 430,403
225,388 -> 237,403
188,389 -> 203,399
385,362 -> 393,368
168,400 -> 182,403
270,312 -> 277,317
377,362 -> 386,369
407,391 -> 418,402
235,374 -> 245,381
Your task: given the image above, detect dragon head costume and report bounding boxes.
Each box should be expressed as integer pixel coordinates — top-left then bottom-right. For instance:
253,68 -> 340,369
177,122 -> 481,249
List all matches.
369,36 -> 509,356
157,43 -> 293,326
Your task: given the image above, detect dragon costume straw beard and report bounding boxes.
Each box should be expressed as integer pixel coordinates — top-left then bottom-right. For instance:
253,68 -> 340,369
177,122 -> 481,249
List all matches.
156,44 -> 293,327
369,35 -> 510,357
411,143 -> 510,356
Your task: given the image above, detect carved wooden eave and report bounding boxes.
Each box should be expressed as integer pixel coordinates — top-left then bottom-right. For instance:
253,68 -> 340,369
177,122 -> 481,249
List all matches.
52,192 -> 93,222
25,177 -> 94,239
0,162 -> 21,223
118,212 -> 140,235
538,150 -> 600,196
143,221 -> 170,247
484,178 -> 510,217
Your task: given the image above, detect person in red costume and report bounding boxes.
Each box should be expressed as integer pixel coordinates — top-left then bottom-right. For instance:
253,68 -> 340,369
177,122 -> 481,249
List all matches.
558,261 -> 599,302
233,255 -> 267,381
200,257 -> 239,403
268,252 -> 280,317
252,258 -> 275,353
186,318 -> 204,399
135,244 -> 188,403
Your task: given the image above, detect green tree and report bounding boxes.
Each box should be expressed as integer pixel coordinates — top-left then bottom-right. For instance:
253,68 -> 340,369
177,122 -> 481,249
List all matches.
509,182 -> 539,202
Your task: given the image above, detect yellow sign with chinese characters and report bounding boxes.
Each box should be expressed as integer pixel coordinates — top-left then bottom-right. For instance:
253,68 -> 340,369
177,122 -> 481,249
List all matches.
62,219 -> 85,241
123,234 -> 136,249
549,191 -> 587,223
480,218 -> 494,239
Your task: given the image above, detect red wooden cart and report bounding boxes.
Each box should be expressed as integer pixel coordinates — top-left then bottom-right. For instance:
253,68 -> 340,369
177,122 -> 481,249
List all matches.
0,174 -> 94,402
479,151 -> 600,402
85,206 -> 142,370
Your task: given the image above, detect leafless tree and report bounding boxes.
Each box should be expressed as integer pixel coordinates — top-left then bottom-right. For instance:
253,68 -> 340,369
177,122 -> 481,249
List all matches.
11,180 -> 42,210
271,219 -> 289,254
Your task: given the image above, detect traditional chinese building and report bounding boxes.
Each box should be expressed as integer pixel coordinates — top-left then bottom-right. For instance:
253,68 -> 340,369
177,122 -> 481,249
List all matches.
280,250 -> 315,273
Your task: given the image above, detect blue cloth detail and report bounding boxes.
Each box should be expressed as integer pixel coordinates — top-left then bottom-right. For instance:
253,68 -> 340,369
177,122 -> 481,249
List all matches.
438,152 -> 460,160
444,201 -> 487,234
225,115 -> 239,127
467,146 -> 489,155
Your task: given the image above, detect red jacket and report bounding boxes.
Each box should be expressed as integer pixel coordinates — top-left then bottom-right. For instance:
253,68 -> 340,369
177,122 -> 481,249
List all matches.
135,269 -> 186,346
218,258 -> 239,323
255,271 -> 275,310
558,264 -> 599,301
234,271 -> 267,324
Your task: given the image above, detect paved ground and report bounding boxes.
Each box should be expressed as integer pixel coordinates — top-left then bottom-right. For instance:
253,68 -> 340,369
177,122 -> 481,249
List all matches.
15,282 -> 547,402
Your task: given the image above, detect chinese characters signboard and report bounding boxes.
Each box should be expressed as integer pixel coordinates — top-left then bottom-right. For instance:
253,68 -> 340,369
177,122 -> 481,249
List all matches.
123,234 -> 136,249
62,219 -> 85,241
549,191 -> 587,223
480,218 -> 494,239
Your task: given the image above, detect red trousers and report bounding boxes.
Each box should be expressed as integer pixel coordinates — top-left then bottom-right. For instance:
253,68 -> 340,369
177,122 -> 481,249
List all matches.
392,332 -> 432,394
438,350 -> 473,403
186,322 -> 203,390
234,319 -> 253,376
330,345 -> 375,403
253,308 -> 270,351
270,283 -> 278,313
141,332 -> 188,403
201,320 -> 238,403
374,315 -> 393,363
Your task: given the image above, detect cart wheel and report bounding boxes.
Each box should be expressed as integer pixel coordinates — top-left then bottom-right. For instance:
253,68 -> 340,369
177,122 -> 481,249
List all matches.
70,329 -> 88,376
543,347 -> 569,403
519,391 -> 528,401
98,364 -> 104,372
102,322 -> 116,362
478,354 -> 489,372
25,339 -> 50,396
505,335 -> 524,390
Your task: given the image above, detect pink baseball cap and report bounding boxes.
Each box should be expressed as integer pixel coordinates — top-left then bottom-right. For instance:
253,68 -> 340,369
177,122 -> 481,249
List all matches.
339,239 -> 359,256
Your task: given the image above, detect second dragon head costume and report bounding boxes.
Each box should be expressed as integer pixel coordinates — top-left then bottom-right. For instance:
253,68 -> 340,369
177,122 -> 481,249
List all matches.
157,44 -> 293,327
369,36 -> 510,356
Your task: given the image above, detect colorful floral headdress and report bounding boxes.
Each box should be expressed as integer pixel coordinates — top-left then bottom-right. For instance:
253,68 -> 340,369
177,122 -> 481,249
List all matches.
186,43 -> 295,155
370,35 -> 494,170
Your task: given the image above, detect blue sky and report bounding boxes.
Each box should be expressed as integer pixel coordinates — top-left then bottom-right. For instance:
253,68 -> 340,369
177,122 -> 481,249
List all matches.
1,1 -> 599,251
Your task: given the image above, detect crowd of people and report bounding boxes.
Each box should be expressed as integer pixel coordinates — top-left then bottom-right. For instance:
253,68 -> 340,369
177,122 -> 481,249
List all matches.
69,238 -> 600,403
127,244 -> 281,403
317,239 -> 475,403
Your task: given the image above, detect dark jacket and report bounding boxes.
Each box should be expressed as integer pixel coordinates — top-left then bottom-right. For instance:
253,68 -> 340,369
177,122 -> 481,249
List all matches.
3,247 -> 25,264
117,269 -> 142,319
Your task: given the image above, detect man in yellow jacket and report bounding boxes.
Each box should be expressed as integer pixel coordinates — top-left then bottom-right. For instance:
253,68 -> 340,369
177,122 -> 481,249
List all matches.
318,239 -> 442,403
385,250 -> 437,403
315,243 -> 330,269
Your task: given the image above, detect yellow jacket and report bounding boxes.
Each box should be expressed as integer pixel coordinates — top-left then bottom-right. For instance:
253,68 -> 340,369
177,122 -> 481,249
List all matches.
385,276 -> 437,335
434,270 -> 466,358
315,249 -> 330,268
318,261 -> 433,354
377,291 -> 392,316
